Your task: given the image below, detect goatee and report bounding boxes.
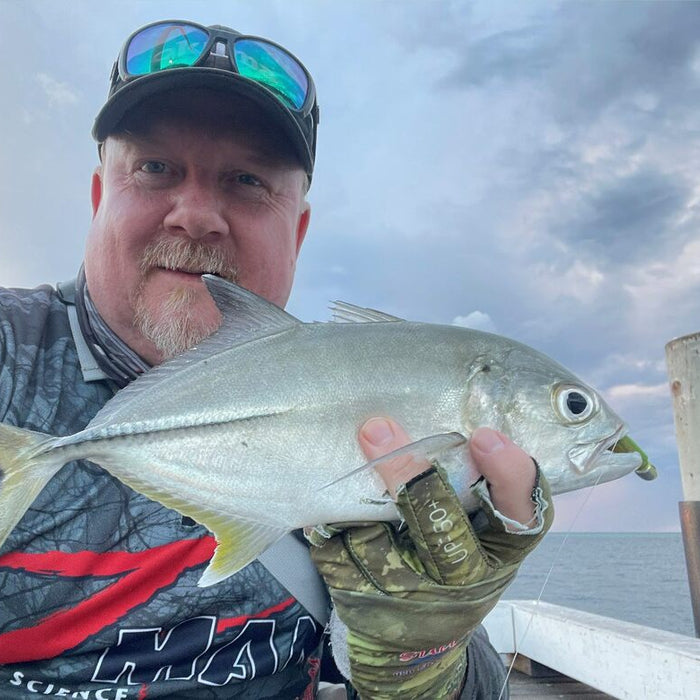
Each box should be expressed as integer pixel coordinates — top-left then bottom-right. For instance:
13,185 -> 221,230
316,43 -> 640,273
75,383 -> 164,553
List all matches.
132,237 -> 238,360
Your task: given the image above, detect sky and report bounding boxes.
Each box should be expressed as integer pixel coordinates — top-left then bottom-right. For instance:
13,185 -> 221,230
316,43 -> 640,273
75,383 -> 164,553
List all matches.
2,0 -> 699,532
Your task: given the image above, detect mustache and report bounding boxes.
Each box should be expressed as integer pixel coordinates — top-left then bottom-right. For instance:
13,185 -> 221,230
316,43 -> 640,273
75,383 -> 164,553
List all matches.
139,237 -> 238,283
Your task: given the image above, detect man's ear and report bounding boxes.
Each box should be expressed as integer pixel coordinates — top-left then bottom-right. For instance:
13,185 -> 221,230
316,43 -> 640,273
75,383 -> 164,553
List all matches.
295,202 -> 311,256
90,167 -> 103,218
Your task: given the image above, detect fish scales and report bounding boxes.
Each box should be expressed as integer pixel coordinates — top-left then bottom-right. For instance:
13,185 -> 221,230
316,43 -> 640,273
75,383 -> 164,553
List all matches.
77,323 -> 470,526
0,275 -> 655,586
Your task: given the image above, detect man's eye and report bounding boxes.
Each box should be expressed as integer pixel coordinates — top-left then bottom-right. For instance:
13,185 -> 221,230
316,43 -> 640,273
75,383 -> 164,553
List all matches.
140,161 -> 167,174
237,173 -> 262,187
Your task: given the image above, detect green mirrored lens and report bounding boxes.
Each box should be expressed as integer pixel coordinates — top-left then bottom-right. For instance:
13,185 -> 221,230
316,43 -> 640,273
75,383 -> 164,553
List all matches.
126,23 -> 209,75
234,39 -> 308,110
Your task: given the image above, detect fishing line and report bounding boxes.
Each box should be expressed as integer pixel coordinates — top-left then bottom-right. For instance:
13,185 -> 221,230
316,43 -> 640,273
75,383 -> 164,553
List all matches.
496,469 -> 605,700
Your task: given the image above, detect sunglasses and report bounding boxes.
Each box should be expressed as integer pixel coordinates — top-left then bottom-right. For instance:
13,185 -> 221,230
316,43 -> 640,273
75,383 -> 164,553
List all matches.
115,20 -> 316,115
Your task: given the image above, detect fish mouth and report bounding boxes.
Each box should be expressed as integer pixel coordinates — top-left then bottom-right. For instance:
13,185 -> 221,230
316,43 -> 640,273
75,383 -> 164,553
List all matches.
567,426 -> 657,482
568,425 -> 641,474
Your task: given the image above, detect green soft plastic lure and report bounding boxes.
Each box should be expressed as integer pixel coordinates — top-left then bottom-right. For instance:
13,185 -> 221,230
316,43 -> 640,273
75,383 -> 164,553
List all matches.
614,435 -> 657,481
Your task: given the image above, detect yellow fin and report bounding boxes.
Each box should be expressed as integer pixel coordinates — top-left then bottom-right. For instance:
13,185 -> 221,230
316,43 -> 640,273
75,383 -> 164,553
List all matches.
0,422 -> 62,549
198,519 -> 288,587
94,459 -> 290,587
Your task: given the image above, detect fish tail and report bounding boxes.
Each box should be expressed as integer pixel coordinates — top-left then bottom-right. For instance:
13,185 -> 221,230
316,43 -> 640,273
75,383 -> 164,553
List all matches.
0,422 -> 62,549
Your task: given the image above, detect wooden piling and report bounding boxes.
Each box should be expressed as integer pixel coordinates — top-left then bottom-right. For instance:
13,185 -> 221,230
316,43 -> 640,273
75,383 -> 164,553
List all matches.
666,332 -> 700,637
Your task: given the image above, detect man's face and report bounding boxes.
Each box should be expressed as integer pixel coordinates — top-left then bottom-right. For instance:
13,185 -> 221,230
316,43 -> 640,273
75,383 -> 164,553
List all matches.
84,93 -> 310,365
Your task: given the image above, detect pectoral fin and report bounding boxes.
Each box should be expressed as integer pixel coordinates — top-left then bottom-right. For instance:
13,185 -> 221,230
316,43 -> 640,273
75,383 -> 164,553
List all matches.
198,519 -> 289,587
322,432 -> 468,490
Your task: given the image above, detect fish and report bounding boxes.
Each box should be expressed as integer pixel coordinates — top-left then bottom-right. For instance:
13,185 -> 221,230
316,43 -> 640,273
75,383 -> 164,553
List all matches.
0,275 -> 655,587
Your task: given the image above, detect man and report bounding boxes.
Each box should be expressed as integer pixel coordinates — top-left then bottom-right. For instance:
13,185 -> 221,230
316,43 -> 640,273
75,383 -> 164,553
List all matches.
0,20 -> 552,699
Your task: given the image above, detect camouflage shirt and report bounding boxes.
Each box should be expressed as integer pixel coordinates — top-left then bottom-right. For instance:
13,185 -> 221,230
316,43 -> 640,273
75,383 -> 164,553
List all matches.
0,284 -> 323,699
0,282 -> 511,700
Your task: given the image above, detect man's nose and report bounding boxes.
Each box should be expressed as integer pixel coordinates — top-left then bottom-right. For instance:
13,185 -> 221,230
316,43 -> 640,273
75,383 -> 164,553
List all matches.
163,181 -> 230,240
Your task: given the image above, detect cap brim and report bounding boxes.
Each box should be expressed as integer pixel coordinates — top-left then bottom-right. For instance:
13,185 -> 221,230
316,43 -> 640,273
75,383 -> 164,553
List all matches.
92,68 -> 313,176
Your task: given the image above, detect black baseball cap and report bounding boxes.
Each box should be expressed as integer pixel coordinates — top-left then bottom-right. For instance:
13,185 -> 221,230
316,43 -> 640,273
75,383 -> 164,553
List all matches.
92,20 -> 319,181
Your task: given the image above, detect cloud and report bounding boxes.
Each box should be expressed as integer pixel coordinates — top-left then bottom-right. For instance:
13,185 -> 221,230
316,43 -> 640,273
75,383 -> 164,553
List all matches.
439,1 -> 700,124
550,168 -> 691,264
4,0 -> 698,534
35,73 -> 80,108
623,238 -> 700,346
587,354 -> 667,388
452,311 -> 497,333
605,383 -> 669,402
527,259 -> 606,305
551,471 -> 681,533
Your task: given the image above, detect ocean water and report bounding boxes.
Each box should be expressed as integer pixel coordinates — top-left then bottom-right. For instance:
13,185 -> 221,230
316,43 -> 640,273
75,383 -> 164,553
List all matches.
503,532 -> 696,638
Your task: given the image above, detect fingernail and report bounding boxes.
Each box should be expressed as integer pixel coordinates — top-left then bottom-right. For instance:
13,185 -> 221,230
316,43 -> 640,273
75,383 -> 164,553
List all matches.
361,418 -> 394,447
471,427 -> 507,454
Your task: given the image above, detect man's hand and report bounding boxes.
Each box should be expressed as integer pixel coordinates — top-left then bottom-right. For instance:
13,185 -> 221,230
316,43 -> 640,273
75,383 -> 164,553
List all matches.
310,418 -> 553,700
363,418 -> 538,525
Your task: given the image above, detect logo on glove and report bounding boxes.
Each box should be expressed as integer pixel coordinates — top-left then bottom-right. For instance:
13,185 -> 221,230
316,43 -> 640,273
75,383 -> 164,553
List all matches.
398,639 -> 459,664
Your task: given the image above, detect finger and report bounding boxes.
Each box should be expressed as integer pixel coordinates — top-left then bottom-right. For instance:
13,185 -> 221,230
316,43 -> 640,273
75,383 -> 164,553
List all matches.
303,523 -> 345,547
310,520 -> 406,594
394,466 -> 492,586
359,418 -> 432,498
469,428 -> 537,525
360,418 -> 499,585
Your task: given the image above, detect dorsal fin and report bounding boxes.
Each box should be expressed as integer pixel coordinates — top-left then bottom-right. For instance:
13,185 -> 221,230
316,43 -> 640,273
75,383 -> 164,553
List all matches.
203,275 -> 300,340
86,277 -> 300,430
330,300 -> 404,324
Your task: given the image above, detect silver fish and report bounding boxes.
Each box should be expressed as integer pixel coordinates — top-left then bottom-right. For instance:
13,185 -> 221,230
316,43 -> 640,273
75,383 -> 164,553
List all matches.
0,276 -> 655,586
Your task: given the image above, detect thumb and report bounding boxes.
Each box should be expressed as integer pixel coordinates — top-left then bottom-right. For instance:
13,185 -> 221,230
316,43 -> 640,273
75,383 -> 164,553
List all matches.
358,417 -> 431,498
469,427 -> 537,524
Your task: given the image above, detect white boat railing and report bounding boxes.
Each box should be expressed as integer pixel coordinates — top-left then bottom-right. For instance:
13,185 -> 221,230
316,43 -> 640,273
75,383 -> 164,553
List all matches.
483,599 -> 700,699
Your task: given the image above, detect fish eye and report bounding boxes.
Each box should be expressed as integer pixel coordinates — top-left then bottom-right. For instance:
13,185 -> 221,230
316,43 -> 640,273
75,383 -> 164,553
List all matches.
554,385 -> 597,423
566,392 -> 588,415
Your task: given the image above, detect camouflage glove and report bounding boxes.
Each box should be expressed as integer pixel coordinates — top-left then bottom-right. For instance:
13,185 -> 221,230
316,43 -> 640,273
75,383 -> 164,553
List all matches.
310,463 -> 553,700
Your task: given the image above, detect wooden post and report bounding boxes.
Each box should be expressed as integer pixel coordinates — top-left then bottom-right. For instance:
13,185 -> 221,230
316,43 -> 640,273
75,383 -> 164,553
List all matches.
666,332 -> 700,637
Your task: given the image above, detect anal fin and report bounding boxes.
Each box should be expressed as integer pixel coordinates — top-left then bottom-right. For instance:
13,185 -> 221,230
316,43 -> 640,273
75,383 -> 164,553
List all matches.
198,519 -> 289,587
